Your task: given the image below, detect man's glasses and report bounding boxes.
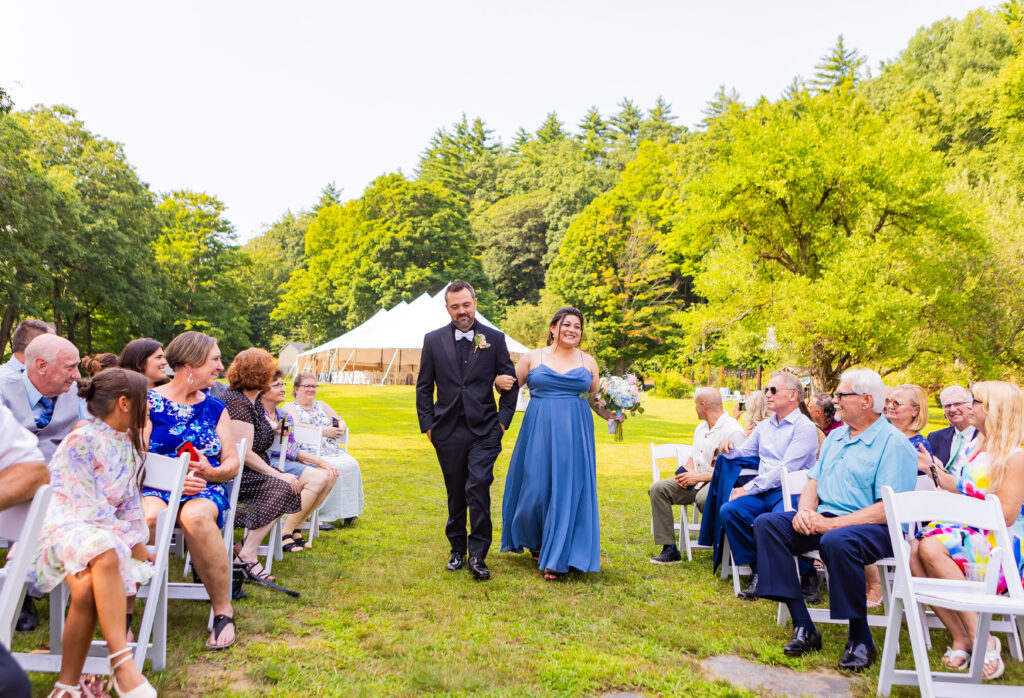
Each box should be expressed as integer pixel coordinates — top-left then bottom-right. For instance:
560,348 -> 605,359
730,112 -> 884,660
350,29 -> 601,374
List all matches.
942,401 -> 970,411
833,391 -> 860,399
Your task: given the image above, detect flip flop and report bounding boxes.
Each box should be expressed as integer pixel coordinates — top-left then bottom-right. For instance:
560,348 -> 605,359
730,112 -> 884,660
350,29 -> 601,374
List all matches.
941,646 -> 971,671
205,614 -> 236,650
984,636 -> 1004,680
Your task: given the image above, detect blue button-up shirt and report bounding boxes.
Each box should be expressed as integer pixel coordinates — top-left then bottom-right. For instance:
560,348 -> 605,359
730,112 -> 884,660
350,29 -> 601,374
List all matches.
0,356 -> 25,381
722,408 -> 819,494
809,415 -> 917,516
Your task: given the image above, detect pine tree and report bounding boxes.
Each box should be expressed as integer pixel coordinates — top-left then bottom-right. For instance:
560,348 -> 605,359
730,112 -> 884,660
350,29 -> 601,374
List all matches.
701,85 -> 742,127
611,98 -> 643,143
577,106 -> 607,161
811,35 -> 867,92
313,182 -> 343,212
535,112 -> 567,143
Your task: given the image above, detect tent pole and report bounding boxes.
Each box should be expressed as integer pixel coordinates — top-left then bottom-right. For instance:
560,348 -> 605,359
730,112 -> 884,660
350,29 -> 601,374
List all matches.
381,349 -> 399,386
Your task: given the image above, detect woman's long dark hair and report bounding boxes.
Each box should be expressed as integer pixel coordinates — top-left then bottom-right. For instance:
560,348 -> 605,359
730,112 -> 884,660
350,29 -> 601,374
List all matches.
546,307 -> 585,346
78,368 -> 149,477
119,338 -> 164,375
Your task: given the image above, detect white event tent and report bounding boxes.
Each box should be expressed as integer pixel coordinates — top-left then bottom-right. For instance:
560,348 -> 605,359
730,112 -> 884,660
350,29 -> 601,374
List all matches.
294,285 -> 531,386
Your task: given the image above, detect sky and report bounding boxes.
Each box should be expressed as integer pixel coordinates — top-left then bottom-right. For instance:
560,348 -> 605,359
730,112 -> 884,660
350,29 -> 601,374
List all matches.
1,1 -> 991,242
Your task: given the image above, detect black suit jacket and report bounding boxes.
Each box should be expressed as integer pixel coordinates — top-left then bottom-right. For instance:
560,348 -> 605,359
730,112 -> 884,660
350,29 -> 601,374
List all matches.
416,321 -> 519,441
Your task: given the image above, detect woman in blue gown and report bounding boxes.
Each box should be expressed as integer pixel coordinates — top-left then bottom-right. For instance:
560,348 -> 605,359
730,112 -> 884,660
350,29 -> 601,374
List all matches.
500,307 -> 621,580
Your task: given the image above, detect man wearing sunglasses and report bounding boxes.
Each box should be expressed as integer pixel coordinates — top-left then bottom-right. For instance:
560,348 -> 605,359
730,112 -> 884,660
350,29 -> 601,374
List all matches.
925,385 -> 977,475
716,371 -> 819,600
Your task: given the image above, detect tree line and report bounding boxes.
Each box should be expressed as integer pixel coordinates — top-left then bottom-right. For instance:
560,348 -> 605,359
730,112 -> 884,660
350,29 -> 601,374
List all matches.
3,3 -> 1024,390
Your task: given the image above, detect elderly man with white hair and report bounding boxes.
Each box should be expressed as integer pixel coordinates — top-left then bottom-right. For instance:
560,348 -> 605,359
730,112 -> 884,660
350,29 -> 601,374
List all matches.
751,368 -> 917,670
926,385 -> 977,475
0,333 -> 88,462
716,370 -> 820,599
648,387 -> 746,564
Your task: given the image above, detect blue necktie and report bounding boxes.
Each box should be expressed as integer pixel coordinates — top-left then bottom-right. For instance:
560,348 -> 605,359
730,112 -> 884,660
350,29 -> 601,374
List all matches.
36,396 -> 54,429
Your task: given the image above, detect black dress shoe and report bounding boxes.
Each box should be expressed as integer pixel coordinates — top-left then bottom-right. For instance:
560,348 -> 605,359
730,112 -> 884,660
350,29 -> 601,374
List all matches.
783,626 -> 822,656
446,551 -> 465,571
736,574 -> 759,600
468,556 -> 490,581
16,596 -> 38,632
802,569 -> 823,604
318,522 -> 335,531
838,640 -> 877,671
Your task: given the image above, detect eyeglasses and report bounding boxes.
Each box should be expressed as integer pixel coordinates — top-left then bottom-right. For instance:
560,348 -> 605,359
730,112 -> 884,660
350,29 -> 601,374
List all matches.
833,391 -> 860,399
270,382 -> 284,389
942,401 -> 970,411
764,386 -> 786,395
298,384 -> 318,390
887,399 -> 912,409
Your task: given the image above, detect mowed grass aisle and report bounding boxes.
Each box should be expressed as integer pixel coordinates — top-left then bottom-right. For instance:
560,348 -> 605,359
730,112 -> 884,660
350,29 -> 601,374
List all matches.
21,386 -> 1023,696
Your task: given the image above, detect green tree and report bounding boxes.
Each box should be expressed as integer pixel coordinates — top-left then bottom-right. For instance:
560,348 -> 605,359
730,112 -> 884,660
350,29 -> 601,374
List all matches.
313,182 -> 343,213
535,112 -> 567,144
638,97 -> 683,143
577,106 -> 609,162
701,85 -> 742,128
811,35 -> 867,92
418,115 -> 500,205
474,191 -> 549,305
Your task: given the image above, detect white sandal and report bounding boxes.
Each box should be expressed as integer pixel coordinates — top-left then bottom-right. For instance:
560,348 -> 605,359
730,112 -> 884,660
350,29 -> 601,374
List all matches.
941,646 -> 971,671
107,647 -> 157,698
47,682 -> 82,698
983,636 -> 1005,680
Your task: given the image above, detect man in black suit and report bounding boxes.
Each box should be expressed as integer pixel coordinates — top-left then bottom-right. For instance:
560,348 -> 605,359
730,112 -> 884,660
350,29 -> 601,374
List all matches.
926,385 -> 978,473
416,281 -> 518,580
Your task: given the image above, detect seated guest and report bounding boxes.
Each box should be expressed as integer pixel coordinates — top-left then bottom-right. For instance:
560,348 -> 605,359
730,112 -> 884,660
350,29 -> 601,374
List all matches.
142,330 -> 239,650
735,389 -> 771,436
32,369 -> 155,698
282,373 -> 364,526
808,392 -> 843,436
81,353 -> 118,377
753,368 -> 917,670
885,383 -> 934,461
718,371 -> 820,599
221,349 -> 301,579
912,381 -> 1024,679
118,338 -> 168,388
260,370 -> 338,550
926,385 -> 978,475
648,387 -> 746,564
0,403 -> 49,698
0,319 -> 55,381
0,334 -> 90,462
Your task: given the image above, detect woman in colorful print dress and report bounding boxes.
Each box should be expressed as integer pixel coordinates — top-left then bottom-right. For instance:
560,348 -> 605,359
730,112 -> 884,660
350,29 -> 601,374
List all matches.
913,381 -> 1024,679
33,369 -> 156,698
142,331 -> 239,651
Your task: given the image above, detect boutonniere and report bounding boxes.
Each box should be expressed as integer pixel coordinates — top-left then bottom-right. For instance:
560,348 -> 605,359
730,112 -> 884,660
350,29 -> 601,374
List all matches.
474,332 -> 490,353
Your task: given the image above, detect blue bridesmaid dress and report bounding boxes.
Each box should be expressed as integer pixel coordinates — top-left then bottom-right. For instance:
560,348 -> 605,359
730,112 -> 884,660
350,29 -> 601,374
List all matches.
500,359 -> 600,573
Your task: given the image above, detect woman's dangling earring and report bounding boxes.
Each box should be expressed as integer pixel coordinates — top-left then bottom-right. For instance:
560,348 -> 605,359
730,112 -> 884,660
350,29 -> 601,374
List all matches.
187,371 -> 195,386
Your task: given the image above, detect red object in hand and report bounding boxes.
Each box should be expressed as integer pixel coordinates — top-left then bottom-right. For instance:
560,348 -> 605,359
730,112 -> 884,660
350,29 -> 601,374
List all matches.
176,441 -> 202,465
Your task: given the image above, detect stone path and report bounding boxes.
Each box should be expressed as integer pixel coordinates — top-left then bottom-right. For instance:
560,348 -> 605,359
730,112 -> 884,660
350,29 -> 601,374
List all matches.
701,654 -> 855,697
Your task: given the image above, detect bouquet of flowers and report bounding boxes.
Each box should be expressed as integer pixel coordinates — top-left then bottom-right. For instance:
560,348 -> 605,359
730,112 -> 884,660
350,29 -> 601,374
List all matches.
593,374 -> 644,441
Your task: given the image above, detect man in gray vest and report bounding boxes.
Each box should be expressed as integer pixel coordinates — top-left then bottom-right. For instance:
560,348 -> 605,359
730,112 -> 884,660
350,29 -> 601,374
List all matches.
0,319 -> 56,381
0,334 -> 88,463
0,333 -> 88,631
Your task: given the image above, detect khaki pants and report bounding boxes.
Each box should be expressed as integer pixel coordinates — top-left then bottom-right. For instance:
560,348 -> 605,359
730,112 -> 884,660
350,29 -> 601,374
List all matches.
648,478 -> 709,546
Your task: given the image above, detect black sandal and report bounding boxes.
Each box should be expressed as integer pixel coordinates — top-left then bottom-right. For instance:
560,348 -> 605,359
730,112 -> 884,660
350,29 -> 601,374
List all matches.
281,533 -> 302,552
291,529 -> 308,551
205,614 -> 236,650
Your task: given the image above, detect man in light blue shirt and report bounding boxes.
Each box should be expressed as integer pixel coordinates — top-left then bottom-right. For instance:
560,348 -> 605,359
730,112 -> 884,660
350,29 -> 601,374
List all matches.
0,319 -> 54,381
753,368 -> 916,671
717,371 -> 819,599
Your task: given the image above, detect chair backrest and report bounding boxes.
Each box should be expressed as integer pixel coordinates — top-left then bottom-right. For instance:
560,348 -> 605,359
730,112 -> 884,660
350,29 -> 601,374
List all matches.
0,485 -> 54,648
650,443 -> 687,484
292,425 -> 323,457
143,452 -> 191,492
881,486 -> 1024,600
915,473 -> 936,491
781,468 -> 811,512
224,439 -> 248,512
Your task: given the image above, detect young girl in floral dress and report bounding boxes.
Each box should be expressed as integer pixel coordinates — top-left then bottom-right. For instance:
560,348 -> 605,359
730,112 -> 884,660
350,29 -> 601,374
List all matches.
32,368 -> 156,698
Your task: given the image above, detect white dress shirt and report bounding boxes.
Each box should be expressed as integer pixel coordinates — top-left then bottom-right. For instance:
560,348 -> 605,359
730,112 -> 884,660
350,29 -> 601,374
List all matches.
0,355 -> 25,381
723,408 -> 819,494
691,413 -> 747,474
0,401 -> 45,471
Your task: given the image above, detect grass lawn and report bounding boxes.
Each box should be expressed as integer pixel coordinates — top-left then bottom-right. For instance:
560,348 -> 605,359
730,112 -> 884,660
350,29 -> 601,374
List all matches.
16,387 -> 1024,696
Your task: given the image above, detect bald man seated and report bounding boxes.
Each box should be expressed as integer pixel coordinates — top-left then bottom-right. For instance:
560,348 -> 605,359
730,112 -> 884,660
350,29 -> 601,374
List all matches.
648,387 -> 747,563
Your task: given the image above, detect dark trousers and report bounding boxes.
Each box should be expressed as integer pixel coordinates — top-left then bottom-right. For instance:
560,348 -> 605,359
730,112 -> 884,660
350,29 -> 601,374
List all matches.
754,510 -> 893,620
433,416 -> 502,559
719,487 -> 787,572
0,643 -> 31,698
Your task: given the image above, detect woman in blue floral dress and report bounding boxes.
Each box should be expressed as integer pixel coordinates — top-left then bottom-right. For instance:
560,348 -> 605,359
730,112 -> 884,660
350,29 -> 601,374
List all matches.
33,369 -> 156,698
913,381 -> 1024,679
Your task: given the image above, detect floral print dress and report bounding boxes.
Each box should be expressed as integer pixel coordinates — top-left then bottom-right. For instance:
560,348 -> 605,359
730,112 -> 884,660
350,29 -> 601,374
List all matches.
33,419 -> 153,594
918,448 -> 1024,592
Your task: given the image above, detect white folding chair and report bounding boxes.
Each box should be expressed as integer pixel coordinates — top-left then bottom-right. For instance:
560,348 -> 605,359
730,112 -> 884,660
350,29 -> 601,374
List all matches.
877,486 -> 1024,697
0,485 -> 53,650
649,442 -> 706,560
170,440 -> 247,631
293,425 -> 327,539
